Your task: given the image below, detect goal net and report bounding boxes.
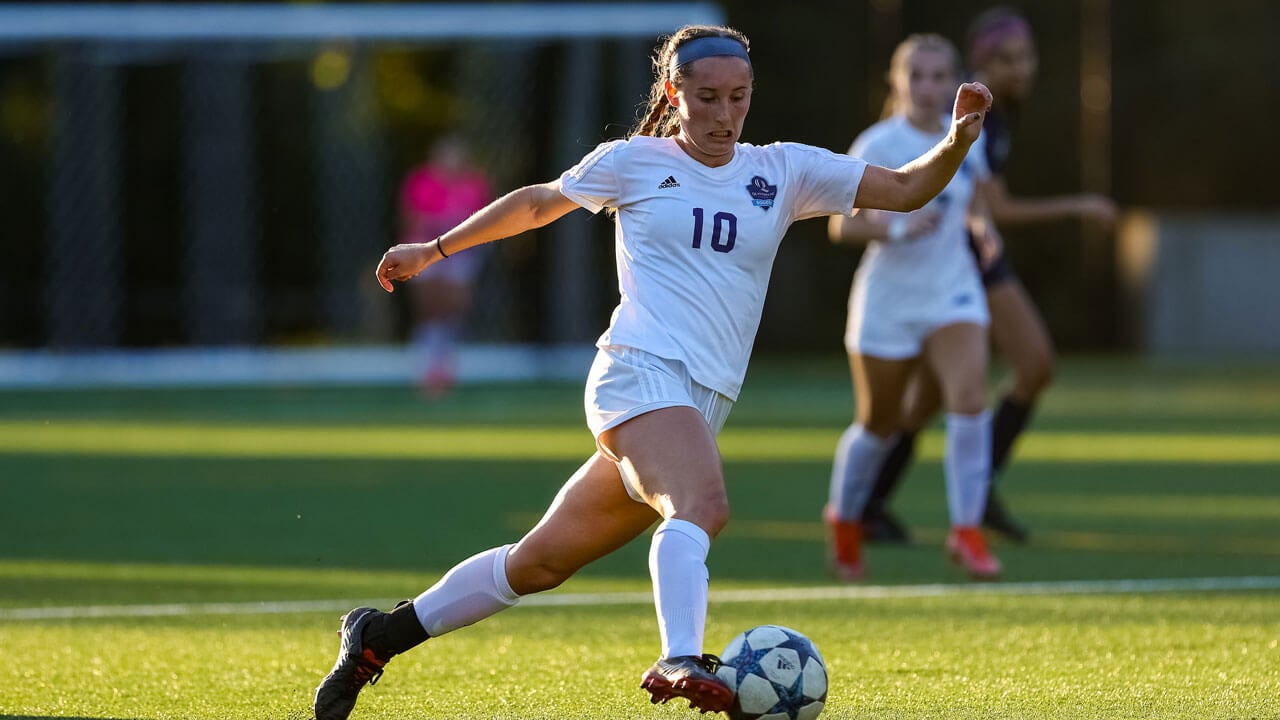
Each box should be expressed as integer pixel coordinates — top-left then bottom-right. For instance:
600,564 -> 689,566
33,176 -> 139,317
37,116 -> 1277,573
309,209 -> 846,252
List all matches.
0,3 -> 723,383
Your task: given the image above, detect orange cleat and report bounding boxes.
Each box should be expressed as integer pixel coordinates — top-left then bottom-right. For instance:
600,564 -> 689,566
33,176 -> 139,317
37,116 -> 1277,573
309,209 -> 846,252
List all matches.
946,526 -> 1002,580
824,505 -> 865,581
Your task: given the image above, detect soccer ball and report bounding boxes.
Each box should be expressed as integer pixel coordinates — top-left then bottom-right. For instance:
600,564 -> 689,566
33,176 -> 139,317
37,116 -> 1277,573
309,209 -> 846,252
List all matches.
715,625 -> 827,720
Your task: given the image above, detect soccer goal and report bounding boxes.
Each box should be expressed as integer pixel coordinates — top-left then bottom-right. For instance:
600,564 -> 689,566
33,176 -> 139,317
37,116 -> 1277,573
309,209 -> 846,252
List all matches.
0,3 -> 723,385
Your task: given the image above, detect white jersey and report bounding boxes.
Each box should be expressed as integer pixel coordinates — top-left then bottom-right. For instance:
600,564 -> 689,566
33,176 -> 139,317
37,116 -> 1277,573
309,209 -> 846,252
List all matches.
560,136 -> 867,399
845,115 -> 990,358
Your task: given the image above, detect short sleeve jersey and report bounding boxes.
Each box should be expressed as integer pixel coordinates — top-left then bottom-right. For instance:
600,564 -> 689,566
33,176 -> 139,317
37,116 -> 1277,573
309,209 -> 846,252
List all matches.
847,115 -> 989,310
559,136 -> 867,399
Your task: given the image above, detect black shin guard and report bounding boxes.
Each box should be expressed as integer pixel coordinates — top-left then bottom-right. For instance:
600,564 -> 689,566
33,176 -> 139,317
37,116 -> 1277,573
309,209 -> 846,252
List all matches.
991,396 -> 1033,477
986,396 -> 1033,543
863,431 -> 918,518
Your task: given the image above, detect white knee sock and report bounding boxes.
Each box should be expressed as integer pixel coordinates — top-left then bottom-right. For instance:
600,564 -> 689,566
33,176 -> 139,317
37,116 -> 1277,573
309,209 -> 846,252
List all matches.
413,544 -> 520,637
649,519 -> 711,659
945,411 -> 992,527
828,424 -> 894,521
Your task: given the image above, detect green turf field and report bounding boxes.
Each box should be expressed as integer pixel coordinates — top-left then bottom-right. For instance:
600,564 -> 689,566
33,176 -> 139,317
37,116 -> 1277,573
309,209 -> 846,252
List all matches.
1,355 -> 1277,719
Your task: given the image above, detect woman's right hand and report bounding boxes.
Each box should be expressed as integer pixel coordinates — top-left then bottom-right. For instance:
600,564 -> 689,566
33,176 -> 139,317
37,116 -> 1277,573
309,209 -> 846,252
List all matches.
968,216 -> 1004,269
891,209 -> 942,243
376,243 -> 437,292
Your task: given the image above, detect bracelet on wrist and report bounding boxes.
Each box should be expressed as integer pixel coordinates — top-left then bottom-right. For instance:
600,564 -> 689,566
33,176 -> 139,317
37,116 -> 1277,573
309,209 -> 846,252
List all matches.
887,216 -> 909,244
435,237 -> 449,259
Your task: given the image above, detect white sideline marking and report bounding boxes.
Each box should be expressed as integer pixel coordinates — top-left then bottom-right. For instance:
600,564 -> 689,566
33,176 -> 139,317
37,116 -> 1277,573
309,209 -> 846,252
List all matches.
3,576 -> 1278,622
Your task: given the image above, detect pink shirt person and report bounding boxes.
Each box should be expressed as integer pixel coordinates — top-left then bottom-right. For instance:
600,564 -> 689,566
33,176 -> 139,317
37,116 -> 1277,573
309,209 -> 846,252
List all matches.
399,137 -> 493,283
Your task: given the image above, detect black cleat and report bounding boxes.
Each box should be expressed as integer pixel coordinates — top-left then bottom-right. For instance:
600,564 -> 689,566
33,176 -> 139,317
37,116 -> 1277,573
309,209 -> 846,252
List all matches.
314,607 -> 390,720
861,507 -> 912,544
640,654 -> 733,713
982,491 -> 1029,544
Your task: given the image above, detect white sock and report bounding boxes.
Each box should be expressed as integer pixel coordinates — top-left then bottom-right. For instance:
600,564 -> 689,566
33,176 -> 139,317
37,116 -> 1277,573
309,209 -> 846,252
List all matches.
945,411 -> 992,527
649,519 -> 711,659
413,544 -> 520,637
828,424 -> 894,521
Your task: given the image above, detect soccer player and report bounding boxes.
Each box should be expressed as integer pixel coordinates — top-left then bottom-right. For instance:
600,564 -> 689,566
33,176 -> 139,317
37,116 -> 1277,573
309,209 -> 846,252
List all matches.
861,7 -> 1118,544
397,134 -> 494,397
825,34 -> 1002,581
313,24 -> 991,719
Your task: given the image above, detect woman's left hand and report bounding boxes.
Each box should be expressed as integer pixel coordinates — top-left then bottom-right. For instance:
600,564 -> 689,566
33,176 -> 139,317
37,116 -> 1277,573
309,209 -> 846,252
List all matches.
951,82 -> 993,145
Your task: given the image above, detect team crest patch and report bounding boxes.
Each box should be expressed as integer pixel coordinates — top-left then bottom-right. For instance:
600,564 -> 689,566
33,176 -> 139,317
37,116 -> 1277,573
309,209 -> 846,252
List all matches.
746,175 -> 776,211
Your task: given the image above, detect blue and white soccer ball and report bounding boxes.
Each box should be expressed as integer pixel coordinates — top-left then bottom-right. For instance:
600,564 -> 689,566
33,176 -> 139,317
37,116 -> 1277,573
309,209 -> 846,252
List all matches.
715,625 -> 828,720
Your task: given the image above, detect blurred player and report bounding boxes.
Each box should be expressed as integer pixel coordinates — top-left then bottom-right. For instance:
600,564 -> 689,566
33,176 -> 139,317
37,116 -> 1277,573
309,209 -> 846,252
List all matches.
313,23 -> 991,720
397,134 -> 493,397
862,6 -> 1119,544
826,33 -> 1001,581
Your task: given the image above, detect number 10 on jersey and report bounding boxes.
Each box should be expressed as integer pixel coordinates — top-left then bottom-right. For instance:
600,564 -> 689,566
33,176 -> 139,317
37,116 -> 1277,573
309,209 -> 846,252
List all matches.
691,208 -> 738,253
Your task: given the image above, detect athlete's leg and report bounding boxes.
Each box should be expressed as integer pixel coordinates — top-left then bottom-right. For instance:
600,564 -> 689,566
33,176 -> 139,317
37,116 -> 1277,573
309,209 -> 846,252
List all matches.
861,365 -> 944,542
851,353 -> 919,437
987,278 -> 1054,473
843,353 -> 920,517
599,407 -> 725,660
827,352 -> 918,578
599,405 -> 728,536
923,322 -> 999,579
410,452 -> 658,638
408,276 -> 472,397
924,322 -> 990,523
315,454 -> 657,720
924,323 -> 987,411
506,453 -> 660,594
901,364 -> 946,431
984,277 -> 1053,540
598,406 -> 735,712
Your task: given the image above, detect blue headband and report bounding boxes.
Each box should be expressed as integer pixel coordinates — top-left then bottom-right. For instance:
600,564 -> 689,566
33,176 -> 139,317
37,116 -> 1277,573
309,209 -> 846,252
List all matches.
673,36 -> 750,69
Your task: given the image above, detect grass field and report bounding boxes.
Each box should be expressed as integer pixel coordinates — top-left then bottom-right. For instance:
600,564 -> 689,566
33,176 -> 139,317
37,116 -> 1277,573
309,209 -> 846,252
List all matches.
1,355 -> 1278,719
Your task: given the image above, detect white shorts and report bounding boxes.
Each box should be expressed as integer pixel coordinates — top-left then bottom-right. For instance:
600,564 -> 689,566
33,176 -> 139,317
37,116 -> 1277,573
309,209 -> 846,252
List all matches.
584,346 -> 734,503
845,287 -> 989,359
584,345 -> 734,442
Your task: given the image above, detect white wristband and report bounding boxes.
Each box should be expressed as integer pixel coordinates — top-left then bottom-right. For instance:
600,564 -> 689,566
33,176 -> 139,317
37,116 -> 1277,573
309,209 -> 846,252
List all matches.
887,216 -> 909,244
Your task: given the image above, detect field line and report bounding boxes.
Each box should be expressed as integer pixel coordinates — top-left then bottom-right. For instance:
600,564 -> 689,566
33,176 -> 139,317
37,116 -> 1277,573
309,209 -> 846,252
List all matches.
3,575 -> 1278,621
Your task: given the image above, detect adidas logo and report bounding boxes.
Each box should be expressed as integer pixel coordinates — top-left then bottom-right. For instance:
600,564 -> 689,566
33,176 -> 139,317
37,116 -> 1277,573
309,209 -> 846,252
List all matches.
658,175 -> 681,189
